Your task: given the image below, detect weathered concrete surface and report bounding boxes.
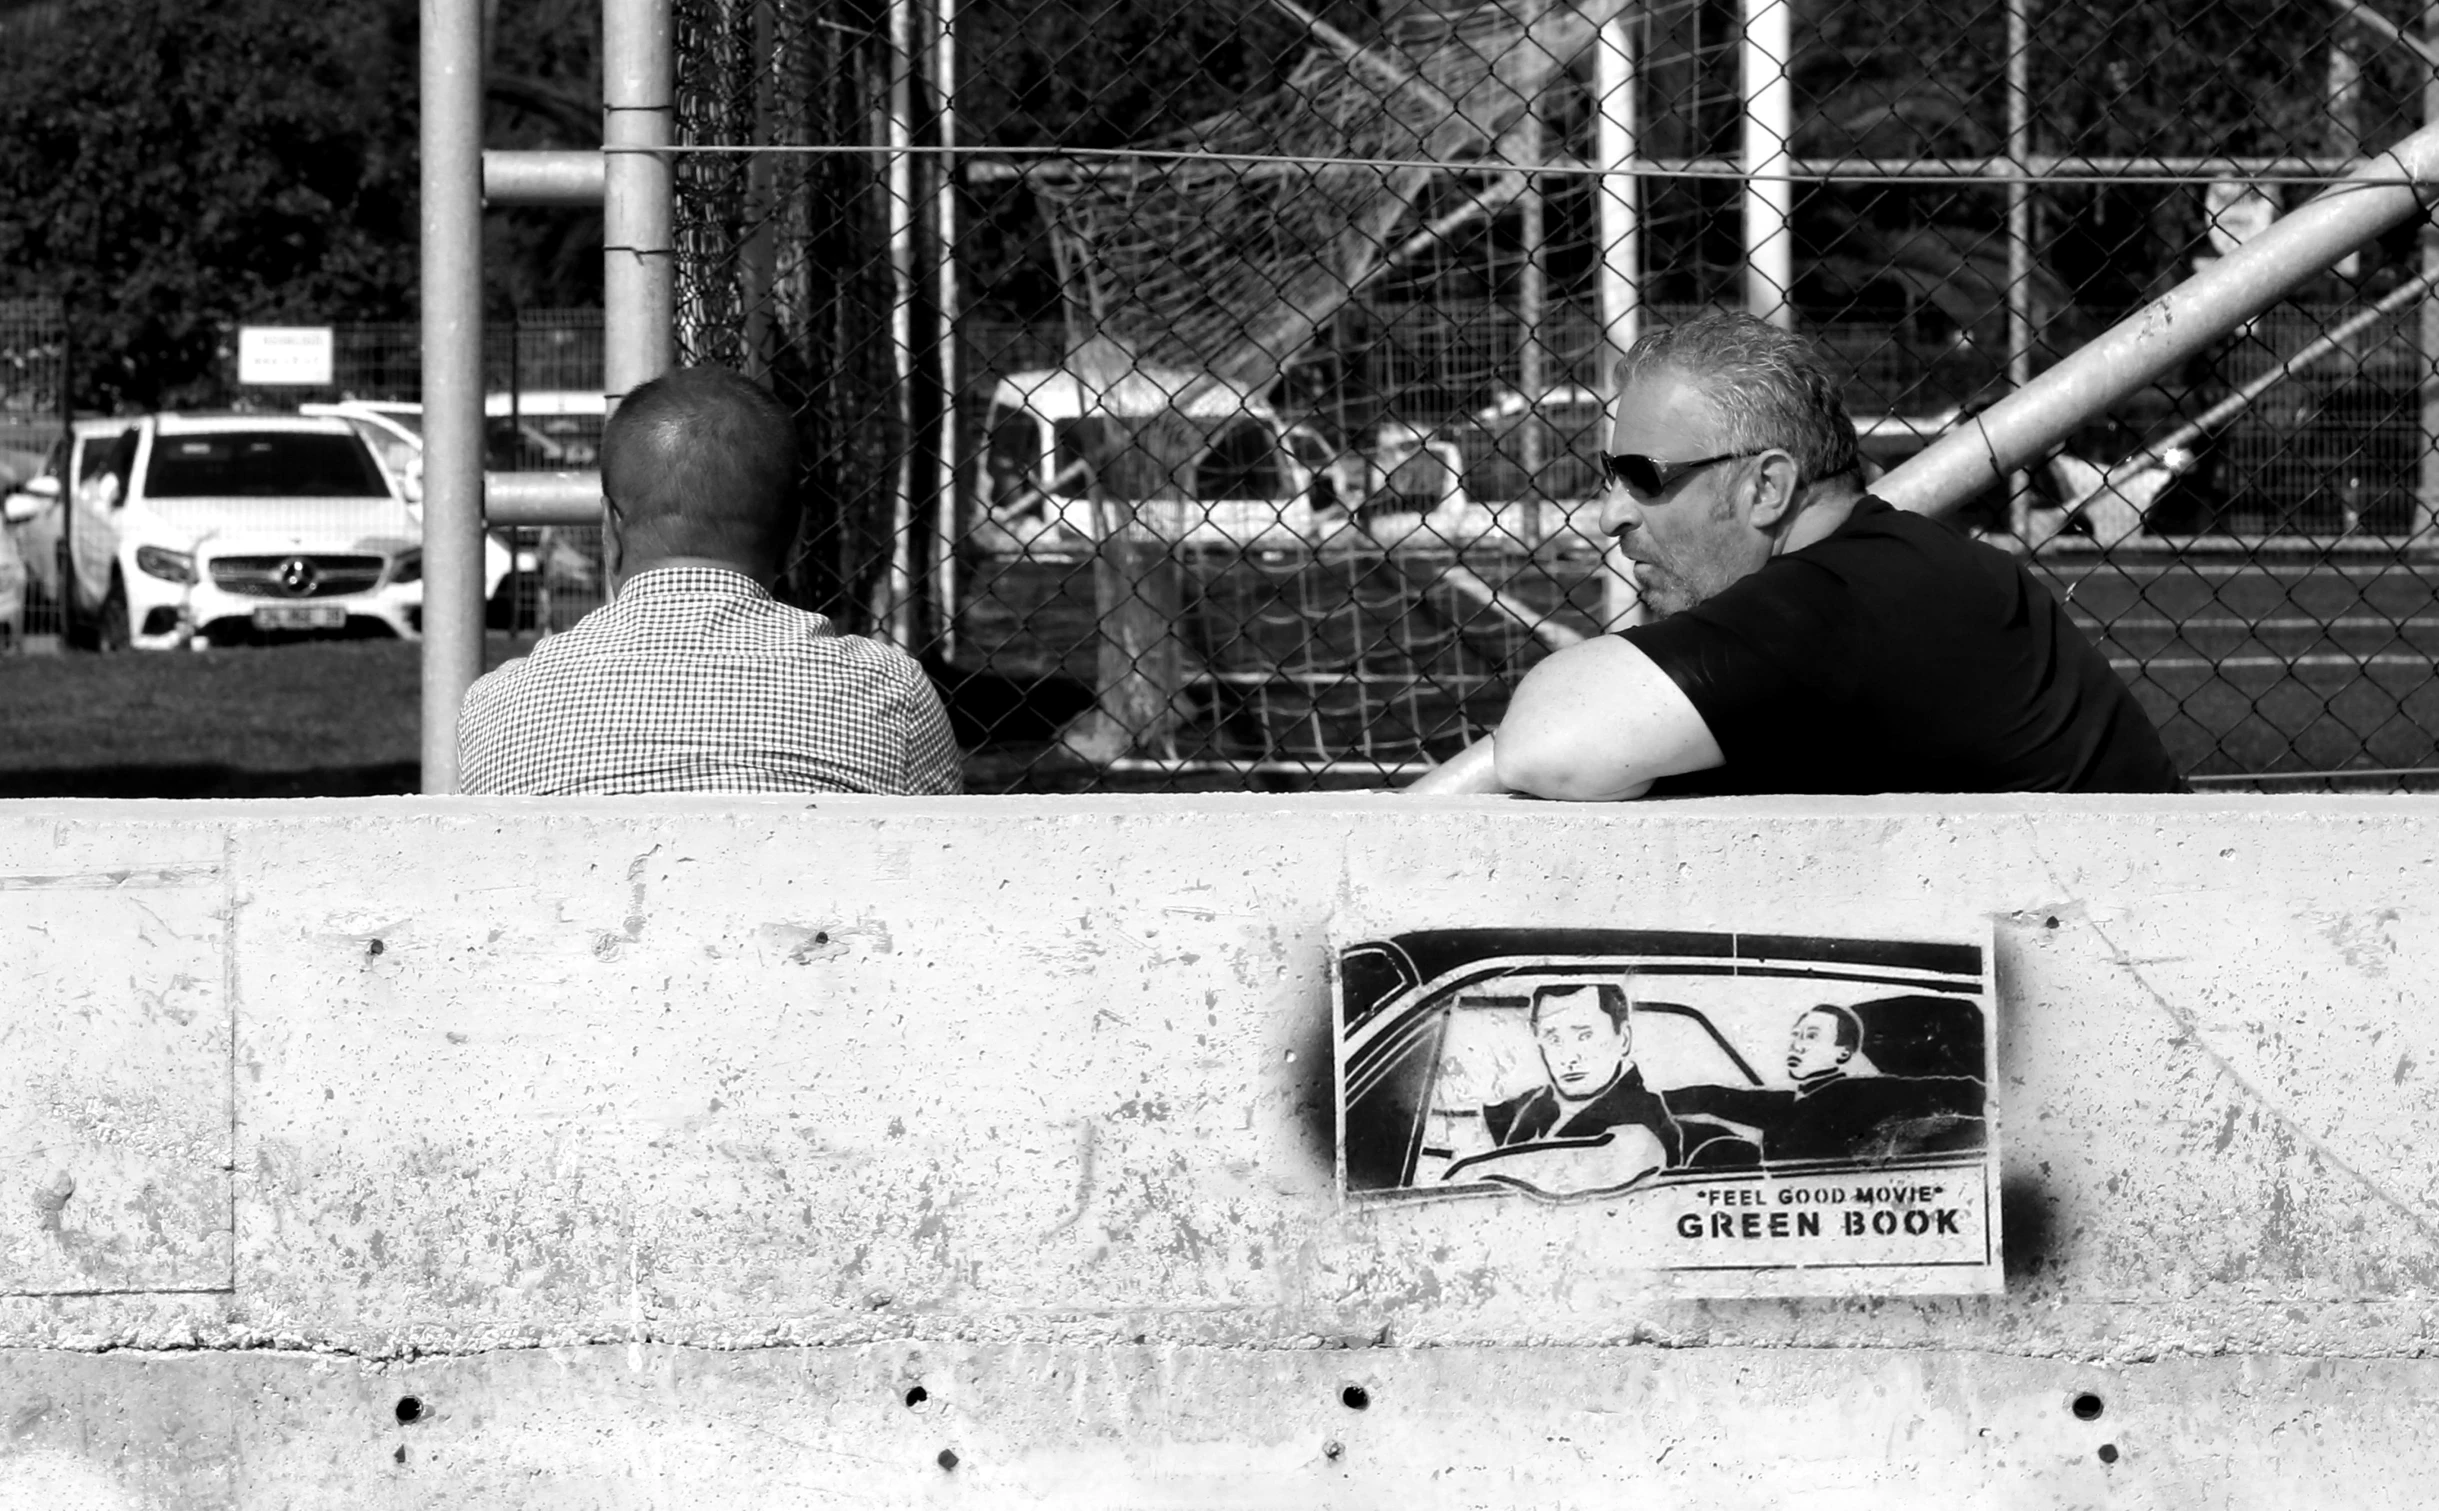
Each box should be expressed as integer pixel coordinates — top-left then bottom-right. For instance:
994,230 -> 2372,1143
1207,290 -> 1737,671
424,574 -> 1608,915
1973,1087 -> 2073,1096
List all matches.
3,794 -> 2438,1504
0,1342 -> 2426,1508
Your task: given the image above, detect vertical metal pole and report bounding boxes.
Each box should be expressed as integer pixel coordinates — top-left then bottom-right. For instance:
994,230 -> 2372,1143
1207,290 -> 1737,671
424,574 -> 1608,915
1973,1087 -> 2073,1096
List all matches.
1517,108 -> 1547,501
2420,4 -> 2439,544
1740,0 -> 1793,328
1593,12 -> 1639,373
932,0 -> 960,655
2005,0 -> 2034,540
1593,4 -> 1643,630
57,295 -> 72,642
605,0 -> 676,407
509,301 -> 523,462
419,0 -> 487,792
882,0 -> 918,647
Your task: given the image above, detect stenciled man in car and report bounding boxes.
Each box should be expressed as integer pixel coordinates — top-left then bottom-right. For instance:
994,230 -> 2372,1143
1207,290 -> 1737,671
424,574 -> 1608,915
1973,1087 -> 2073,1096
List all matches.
1668,996 -> 1987,1165
1482,981 -> 1685,1164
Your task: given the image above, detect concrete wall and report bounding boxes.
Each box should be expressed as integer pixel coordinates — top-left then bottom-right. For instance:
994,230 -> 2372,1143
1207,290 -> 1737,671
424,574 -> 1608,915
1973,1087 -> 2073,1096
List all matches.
2,794 -> 2436,1507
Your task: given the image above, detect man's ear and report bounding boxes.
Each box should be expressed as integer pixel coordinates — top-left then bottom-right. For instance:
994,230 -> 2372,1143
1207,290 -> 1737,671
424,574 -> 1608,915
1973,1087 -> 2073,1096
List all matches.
1743,449 -> 1804,531
600,498 -> 624,586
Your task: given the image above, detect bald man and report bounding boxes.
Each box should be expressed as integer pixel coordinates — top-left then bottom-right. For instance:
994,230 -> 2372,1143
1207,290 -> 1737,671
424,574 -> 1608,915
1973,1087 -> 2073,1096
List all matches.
456,366 -> 960,796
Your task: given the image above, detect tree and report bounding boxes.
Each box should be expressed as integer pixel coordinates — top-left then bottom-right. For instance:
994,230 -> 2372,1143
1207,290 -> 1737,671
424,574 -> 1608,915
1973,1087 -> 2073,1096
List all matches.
0,0 -> 422,408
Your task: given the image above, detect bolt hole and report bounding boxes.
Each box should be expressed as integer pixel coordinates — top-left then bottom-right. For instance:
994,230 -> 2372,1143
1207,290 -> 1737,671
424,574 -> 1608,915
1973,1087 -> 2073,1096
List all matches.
394,1396 -> 423,1425
904,1386 -> 928,1409
2098,1443 -> 2119,1465
2071,1392 -> 2104,1421
1340,1385 -> 1370,1411
813,931 -> 829,946
367,938 -> 386,956
2043,915 -> 2060,930
1323,1440 -> 1343,1460
936,1448 -> 959,1471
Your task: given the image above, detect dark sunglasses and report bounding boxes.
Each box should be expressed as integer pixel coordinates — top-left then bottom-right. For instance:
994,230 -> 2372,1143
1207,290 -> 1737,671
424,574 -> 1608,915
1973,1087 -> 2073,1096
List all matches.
1599,449 -> 1770,496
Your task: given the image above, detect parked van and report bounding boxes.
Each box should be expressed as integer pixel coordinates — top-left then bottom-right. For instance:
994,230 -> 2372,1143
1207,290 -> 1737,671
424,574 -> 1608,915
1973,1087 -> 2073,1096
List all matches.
978,366 -> 1331,546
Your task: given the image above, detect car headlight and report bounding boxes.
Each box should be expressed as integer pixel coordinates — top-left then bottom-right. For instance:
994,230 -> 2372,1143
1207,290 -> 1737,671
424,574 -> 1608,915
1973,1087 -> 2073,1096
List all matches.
134,545 -> 195,584
391,548 -> 422,584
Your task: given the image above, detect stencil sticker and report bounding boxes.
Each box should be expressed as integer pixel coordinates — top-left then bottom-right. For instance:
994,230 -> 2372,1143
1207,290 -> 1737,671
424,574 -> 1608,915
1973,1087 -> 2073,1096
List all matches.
1336,928 -> 2000,1293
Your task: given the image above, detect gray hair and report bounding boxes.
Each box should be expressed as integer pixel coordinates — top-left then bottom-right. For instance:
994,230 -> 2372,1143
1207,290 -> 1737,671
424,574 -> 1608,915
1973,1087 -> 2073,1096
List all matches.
1615,310 -> 1862,487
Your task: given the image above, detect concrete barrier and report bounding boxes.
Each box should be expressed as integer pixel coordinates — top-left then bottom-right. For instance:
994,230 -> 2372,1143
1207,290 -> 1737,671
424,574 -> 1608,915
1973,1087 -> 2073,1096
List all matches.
2,794 -> 2436,1505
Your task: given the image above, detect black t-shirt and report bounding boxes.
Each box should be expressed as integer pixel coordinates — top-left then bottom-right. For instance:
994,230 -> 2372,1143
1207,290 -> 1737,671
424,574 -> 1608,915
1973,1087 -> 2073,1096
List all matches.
1620,496 -> 2183,795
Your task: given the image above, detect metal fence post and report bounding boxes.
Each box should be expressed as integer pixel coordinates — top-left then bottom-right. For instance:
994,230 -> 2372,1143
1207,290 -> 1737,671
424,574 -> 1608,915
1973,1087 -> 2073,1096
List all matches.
2421,3 -> 2439,545
2004,0 -> 2034,541
419,0 -> 488,793
605,0 -> 677,408
1741,0 -> 1794,328
58,294 -> 73,646
1593,6 -> 1641,631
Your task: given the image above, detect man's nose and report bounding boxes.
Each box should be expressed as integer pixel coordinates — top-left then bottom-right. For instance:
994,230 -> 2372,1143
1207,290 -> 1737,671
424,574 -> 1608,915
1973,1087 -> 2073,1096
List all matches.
1597,485 -> 1641,540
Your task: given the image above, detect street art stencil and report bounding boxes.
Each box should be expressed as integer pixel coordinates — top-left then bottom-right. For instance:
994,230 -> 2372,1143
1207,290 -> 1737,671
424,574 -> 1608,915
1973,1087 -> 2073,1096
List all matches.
1335,929 -> 2000,1294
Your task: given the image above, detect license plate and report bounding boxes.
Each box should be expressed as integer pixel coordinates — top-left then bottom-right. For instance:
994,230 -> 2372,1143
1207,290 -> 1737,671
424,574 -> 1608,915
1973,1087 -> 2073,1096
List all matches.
253,603 -> 347,631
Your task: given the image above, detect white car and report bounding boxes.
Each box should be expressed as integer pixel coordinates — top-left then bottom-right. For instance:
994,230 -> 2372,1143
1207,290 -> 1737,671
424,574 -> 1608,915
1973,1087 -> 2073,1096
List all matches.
98,413 -> 435,649
0,513 -> 24,645
1,417 -> 142,648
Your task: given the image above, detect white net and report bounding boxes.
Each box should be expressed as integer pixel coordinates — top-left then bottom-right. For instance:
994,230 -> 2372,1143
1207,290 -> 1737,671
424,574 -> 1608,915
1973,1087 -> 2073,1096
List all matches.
1039,0 -> 1627,387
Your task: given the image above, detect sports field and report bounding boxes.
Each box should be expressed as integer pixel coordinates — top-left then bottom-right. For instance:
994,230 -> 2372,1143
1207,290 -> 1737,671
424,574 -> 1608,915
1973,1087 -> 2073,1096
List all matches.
959,543 -> 2439,789
2036,551 -> 2439,787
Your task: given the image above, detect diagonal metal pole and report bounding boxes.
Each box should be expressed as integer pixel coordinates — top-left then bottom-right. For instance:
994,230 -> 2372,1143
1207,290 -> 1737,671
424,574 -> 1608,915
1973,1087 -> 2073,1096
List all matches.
1880,118 -> 2439,519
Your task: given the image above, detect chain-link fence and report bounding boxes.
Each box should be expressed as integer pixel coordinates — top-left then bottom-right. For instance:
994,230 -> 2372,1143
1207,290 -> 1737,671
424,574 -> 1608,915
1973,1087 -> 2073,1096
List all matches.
671,0 -> 2439,790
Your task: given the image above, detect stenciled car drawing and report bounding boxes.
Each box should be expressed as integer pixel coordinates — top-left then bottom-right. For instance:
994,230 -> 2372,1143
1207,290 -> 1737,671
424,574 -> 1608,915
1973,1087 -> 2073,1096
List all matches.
1340,931 -> 1990,1203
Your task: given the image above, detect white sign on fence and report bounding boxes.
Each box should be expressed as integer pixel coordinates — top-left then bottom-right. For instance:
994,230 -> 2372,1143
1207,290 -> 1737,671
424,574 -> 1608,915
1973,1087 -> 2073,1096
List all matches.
236,326 -> 334,386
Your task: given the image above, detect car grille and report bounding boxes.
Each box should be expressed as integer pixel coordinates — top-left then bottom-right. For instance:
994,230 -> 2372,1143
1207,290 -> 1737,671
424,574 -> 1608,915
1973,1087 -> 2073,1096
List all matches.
208,554 -> 387,598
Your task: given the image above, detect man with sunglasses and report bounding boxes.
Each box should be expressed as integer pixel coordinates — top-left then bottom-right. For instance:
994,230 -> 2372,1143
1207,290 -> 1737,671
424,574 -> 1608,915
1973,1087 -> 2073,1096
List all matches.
1412,311 -> 2180,798
457,366 -> 961,796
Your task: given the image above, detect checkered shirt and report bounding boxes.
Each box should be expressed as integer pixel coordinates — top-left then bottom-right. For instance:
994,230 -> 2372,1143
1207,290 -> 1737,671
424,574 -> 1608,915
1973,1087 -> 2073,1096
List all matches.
456,567 -> 961,796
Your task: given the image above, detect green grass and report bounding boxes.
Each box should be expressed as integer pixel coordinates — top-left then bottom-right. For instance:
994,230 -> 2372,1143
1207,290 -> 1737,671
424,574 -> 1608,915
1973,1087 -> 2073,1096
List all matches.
0,639 -> 532,797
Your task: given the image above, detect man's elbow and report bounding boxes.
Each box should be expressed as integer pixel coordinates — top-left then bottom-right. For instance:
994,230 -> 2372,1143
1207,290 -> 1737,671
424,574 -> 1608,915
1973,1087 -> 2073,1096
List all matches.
1491,726 -> 1651,801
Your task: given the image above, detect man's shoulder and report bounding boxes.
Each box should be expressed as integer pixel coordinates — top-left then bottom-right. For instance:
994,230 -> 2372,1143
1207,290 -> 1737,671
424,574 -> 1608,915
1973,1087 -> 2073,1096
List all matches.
1796,495 -> 1984,570
462,609 -> 620,702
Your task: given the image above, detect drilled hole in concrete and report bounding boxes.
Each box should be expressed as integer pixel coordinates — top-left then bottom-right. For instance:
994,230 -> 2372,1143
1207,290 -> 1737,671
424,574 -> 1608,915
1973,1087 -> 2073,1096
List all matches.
1340,1385 -> 1370,1411
904,1386 -> 928,1409
2043,916 -> 2060,930
394,1396 -> 423,1425
2098,1443 -> 2120,1465
937,1448 -> 959,1471
814,931 -> 830,946
367,938 -> 385,956
2071,1392 -> 2104,1421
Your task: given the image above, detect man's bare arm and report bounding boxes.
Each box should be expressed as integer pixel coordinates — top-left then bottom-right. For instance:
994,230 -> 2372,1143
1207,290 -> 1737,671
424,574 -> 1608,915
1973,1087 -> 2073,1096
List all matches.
1487,637 -> 1725,800
1405,734 -> 1506,794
